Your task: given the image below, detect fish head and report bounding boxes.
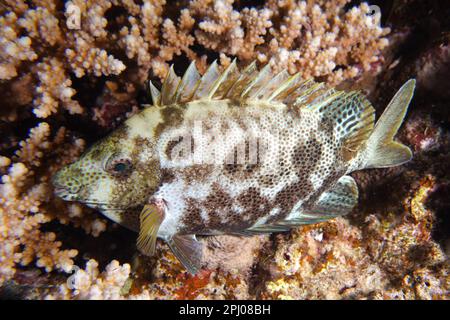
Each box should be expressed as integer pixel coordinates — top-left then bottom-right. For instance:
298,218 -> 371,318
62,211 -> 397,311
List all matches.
52,124 -> 160,221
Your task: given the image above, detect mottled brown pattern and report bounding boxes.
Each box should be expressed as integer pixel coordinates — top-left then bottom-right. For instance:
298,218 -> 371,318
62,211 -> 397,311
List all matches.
130,136 -> 154,161
291,137 -> 322,174
184,183 -> 268,233
180,198 -> 205,234
109,158 -> 160,214
223,139 -> 262,180
257,173 -> 279,188
164,136 -> 183,161
86,126 -> 129,162
180,185 -> 274,234
202,184 -> 234,230
236,187 -> 272,225
180,164 -> 214,183
154,98 -> 359,236
269,178 -> 316,223
159,168 -> 176,184
154,104 -> 185,137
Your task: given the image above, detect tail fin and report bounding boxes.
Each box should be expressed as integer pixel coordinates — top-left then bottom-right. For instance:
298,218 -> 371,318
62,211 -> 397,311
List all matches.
361,79 -> 415,169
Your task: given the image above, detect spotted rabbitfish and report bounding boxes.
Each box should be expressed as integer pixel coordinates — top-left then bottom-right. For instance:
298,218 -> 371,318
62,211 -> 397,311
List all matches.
53,60 -> 415,273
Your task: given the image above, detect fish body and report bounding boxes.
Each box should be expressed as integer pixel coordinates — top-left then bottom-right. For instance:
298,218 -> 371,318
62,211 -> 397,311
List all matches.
53,61 -> 415,273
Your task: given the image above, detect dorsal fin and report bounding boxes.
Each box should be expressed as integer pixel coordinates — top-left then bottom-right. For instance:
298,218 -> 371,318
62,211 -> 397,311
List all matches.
154,60 -> 311,105
226,61 -> 258,99
160,65 -> 180,105
306,89 -> 376,158
154,60 -> 376,155
153,61 -> 375,155
193,60 -> 220,100
258,70 -> 290,100
174,61 -> 201,103
241,64 -> 273,99
207,59 -> 239,99
149,81 -> 161,106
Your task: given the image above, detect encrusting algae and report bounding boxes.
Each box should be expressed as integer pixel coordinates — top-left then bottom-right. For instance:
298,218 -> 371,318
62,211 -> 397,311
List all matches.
0,0 -> 449,300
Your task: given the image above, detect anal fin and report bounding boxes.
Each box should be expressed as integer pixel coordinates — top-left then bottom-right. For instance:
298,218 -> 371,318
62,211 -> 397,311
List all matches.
304,175 -> 358,217
243,176 -> 358,235
168,234 -> 203,274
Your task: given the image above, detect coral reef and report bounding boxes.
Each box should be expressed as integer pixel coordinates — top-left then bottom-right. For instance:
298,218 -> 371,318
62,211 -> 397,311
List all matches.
0,0 -> 448,300
0,122 -> 108,286
1,0 -> 389,121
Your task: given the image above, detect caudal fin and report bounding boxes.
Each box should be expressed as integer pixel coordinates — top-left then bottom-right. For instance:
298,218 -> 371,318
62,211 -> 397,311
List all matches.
362,79 -> 415,169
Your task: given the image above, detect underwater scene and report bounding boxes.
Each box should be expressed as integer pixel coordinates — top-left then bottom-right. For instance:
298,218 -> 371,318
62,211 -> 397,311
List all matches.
0,0 -> 448,300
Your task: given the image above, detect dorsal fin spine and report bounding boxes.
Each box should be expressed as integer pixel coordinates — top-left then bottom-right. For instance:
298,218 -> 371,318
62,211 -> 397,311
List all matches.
149,81 -> 161,106
206,59 -> 237,100
226,61 -> 257,99
267,73 -> 301,102
193,60 -> 219,100
161,65 -> 180,105
258,70 -> 290,100
174,61 -> 199,103
241,64 -> 272,98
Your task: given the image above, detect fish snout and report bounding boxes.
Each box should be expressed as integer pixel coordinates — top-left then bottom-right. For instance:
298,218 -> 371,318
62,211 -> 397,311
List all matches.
52,168 -> 83,199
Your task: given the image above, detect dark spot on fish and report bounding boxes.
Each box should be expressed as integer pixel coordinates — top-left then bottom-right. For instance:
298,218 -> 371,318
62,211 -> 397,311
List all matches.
223,139 -> 262,179
160,168 -> 176,184
180,198 -> 205,234
270,178 -> 315,223
236,187 -> 271,225
292,137 -> 322,174
154,105 -> 185,137
165,137 -> 180,161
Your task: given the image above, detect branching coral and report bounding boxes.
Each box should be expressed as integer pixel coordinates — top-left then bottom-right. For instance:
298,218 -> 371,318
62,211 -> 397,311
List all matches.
0,123 -> 107,286
0,0 -> 389,120
190,0 -> 389,82
46,259 -> 131,300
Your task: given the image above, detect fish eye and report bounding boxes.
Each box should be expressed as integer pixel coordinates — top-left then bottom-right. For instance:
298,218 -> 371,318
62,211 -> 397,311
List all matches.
106,156 -> 133,176
113,162 -> 128,172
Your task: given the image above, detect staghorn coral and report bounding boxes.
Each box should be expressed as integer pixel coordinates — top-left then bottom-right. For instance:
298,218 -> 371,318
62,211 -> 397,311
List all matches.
0,0 -> 449,300
0,123 -> 107,286
192,0 -> 390,83
46,259 -> 131,300
0,0 -> 390,120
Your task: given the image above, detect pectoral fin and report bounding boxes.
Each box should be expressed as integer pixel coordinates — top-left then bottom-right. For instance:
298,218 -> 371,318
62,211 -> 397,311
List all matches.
167,234 -> 203,274
137,201 -> 165,256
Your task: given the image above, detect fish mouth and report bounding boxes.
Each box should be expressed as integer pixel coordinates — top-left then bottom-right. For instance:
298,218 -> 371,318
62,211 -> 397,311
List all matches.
53,186 -> 72,197
53,182 -> 86,202
55,191 -> 128,212
64,198 -> 132,212
82,201 -> 129,211
54,188 -> 80,202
